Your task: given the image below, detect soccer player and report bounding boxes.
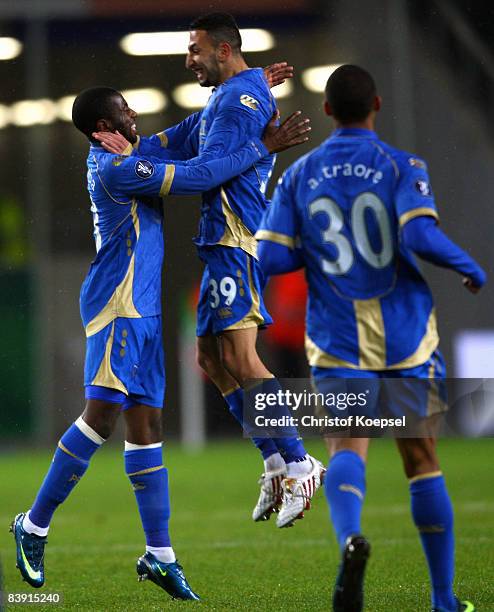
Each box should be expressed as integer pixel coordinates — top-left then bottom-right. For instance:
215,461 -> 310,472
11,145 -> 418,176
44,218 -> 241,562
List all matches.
10,86 -> 310,600
95,13 -> 325,528
256,65 -> 484,612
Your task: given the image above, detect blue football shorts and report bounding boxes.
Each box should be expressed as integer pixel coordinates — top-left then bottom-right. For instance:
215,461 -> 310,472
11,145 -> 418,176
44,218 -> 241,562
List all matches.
196,245 -> 273,337
84,316 -> 165,410
311,349 -> 447,419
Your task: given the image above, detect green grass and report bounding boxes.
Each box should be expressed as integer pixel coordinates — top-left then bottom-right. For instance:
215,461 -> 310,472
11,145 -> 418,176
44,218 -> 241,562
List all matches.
1,439 -> 493,611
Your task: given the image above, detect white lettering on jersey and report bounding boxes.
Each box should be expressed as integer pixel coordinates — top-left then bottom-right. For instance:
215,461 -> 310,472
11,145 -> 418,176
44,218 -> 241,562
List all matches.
308,163 -> 383,190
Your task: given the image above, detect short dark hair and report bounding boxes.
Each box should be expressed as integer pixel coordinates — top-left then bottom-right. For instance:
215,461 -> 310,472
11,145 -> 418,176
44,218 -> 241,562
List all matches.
190,12 -> 242,54
325,65 -> 377,124
72,86 -> 120,139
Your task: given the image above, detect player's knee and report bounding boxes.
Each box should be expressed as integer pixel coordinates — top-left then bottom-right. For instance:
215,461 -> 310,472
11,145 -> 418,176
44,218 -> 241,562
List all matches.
82,406 -> 119,440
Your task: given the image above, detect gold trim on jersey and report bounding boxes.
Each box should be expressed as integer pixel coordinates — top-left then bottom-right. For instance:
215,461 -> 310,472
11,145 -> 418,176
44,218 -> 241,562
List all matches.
388,310 -> 439,370
305,334 -> 358,369
157,132 -> 168,147
399,207 -> 439,227
85,200 -> 142,337
218,188 -> 258,259
160,165 -> 175,196
305,309 -> 439,371
222,385 -> 241,397
254,229 -> 295,249
91,321 -> 128,394
224,254 -> 264,331
354,298 -> 386,369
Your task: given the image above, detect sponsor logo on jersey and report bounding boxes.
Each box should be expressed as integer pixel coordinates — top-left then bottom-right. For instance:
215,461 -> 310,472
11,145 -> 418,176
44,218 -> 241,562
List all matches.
408,157 -> 427,169
240,94 -> 259,111
135,159 -> 155,179
415,179 -> 431,196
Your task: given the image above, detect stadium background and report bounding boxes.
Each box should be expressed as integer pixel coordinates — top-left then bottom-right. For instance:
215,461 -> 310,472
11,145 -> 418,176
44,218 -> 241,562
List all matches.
0,1 -> 493,610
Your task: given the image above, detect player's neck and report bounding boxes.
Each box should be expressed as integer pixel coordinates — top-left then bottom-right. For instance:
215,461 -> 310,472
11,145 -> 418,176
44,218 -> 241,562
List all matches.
335,118 -> 375,131
219,56 -> 249,83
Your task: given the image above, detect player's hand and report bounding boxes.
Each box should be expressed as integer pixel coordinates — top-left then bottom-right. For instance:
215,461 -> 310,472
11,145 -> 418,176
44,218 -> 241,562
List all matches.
462,277 -> 483,294
262,110 -> 311,153
92,130 -> 130,154
264,62 -> 294,88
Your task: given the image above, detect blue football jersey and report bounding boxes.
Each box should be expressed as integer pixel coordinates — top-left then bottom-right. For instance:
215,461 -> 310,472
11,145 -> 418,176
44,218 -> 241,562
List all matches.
130,69 -> 276,258
80,138 -> 269,338
256,127 -> 440,370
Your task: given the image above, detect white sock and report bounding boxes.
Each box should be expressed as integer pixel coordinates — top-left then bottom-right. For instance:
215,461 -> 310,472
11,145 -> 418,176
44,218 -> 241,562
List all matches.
146,545 -> 176,564
286,455 -> 311,477
264,452 -> 286,473
22,511 -> 49,537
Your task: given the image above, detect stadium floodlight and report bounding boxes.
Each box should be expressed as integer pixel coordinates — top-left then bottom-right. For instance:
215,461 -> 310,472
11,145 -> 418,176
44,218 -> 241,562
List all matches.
0,37 -> 22,60
120,29 -> 274,56
56,95 -> 76,122
57,89 -> 167,122
0,104 -> 10,129
10,99 -> 58,127
121,88 -> 168,114
301,64 -> 343,93
173,83 -> 213,109
272,79 -> 293,100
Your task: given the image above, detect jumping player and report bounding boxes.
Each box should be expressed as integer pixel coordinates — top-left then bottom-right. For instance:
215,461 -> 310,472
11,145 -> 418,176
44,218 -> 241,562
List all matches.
95,13 -> 325,528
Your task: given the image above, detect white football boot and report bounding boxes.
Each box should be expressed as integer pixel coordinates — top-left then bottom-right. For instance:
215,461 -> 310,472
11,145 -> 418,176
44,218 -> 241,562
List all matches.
252,467 -> 286,522
276,456 -> 326,528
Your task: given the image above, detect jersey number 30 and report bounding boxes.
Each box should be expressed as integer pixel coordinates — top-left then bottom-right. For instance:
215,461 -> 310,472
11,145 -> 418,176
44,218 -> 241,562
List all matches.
309,193 -> 393,275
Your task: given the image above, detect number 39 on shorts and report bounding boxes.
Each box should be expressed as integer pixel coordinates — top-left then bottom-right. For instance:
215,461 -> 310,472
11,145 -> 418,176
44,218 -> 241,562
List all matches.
209,276 -> 237,308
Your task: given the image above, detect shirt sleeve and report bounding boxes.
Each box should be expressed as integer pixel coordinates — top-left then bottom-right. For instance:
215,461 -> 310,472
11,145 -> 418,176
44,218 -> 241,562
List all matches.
128,113 -> 201,161
169,139 -> 268,195
187,87 -> 268,165
255,168 -> 299,249
394,156 -> 439,227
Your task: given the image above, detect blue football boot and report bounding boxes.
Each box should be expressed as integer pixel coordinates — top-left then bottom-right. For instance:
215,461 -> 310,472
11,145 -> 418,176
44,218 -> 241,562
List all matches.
136,552 -> 200,600
432,599 -> 475,612
10,513 -> 47,588
333,534 -> 370,612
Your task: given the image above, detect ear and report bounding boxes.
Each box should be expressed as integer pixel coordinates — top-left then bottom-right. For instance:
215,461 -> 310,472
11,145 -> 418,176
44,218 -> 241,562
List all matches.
324,100 -> 333,117
216,41 -> 232,62
373,95 -> 382,112
95,118 -> 112,133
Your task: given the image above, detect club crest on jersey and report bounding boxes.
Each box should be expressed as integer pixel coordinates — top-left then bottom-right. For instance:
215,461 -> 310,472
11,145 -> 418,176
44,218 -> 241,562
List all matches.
415,179 -> 431,196
135,159 -> 155,179
240,94 -> 259,111
408,157 -> 427,169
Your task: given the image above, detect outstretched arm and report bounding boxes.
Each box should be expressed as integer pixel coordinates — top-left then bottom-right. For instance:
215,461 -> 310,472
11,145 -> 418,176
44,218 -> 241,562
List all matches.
402,216 -> 486,292
106,111 -> 310,198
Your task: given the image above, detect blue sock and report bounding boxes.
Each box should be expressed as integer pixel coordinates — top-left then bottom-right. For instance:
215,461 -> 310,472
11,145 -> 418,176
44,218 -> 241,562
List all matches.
125,444 -> 171,547
29,418 -> 103,528
224,387 -> 278,460
245,378 -> 307,463
324,450 -> 366,550
410,474 -> 456,611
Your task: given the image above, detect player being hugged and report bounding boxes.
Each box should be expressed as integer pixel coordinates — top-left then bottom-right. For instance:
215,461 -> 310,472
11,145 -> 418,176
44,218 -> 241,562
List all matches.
10,86 -> 309,601
256,65 -> 484,612
95,12 -> 325,529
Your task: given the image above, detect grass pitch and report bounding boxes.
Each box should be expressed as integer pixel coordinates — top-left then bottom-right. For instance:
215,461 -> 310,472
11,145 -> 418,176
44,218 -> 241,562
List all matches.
0,439 -> 493,611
